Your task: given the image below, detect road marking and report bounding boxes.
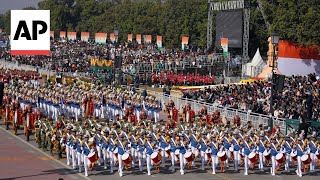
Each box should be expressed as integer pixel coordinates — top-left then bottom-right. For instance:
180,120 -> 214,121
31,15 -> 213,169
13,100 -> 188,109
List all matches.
207,170 -> 231,180
0,126 -> 90,180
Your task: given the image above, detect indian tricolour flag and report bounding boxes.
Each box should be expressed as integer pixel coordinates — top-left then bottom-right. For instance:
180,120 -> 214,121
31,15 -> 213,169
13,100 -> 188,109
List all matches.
50,31 -> 54,40
67,32 -> 77,40
145,35 -> 152,44
156,35 -> 162,49
95,33 -> 107,44
110,33 -> 115,43
81,32 -> 89,42
278,41 -> 320,76
128,34 -> 133,42
136,34 -> 142,44
60,31 -> 66,39
181,36 -> 189,50
221,38 -> 228,57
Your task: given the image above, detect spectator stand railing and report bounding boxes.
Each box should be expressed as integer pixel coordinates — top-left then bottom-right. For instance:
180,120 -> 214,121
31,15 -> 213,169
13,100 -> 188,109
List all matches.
134,87 -> 286,134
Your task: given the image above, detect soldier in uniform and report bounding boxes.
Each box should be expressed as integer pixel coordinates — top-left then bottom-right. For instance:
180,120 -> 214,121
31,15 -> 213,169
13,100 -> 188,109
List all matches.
35,121 -> 42,148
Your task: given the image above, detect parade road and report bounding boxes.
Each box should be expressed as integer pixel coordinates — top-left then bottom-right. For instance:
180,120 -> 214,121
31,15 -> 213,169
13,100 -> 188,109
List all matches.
1,122 -> 319,180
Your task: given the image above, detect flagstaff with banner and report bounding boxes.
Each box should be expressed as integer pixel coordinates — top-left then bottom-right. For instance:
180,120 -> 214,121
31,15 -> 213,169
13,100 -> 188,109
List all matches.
128,34 -> 133,42
95,32 -> 107,44
110,33 -> 115,43
136,34 -> 141,44
182,36 -> 189,50
221,38 -> 228,57
81,32 -> 89,42
156,35 -> 162,49
60,31 -> 66,39
67,32 -> 76,40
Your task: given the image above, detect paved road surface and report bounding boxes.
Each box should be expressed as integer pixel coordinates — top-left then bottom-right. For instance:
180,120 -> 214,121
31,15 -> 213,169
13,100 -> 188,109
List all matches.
1,123 -> 319,180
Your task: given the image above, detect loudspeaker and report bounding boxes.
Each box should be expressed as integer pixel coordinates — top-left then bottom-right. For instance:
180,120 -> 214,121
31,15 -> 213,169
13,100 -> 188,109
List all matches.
0,82 -> 4,105
274,74 -> 285,91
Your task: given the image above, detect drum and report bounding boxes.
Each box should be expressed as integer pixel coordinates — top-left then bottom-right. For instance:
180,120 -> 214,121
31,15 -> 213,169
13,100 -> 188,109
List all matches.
151,151 -> 162,165
276,153 -> 286,164
248,151 -> 259,164
165,147 -> 170,158
88,152 -> 98,163
184,151 -> 195,163
113,147 -> 118,157
290,151 -> 297,162
301,154 -> 312,165
263,150 -> 271,161
121,153 -> 133,166
175,149 -> 180,162
217,151 -> 227,161
205,148 -> 211,161
315,151 -> 320,159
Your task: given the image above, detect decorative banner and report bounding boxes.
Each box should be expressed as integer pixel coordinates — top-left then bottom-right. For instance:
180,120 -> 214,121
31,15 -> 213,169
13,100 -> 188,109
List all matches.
110,33 -> 115,43
81,32 -> 89,42
221,38 -> 229,57
136,34 -> 141,44
67,32 -> 77,40
146,35 -> 152,43
156,35 -> 162,49
128,34 -> 133,42
143,35 -> 146,43
95,33 -> 107,44
90,58 -> 113,69
60,31 -> 66,39
50,31 -> 54,39
181,36 -> 189,50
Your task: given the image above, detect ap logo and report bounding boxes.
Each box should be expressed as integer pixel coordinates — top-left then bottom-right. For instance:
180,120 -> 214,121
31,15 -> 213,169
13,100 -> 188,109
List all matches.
10,10 -> 50,55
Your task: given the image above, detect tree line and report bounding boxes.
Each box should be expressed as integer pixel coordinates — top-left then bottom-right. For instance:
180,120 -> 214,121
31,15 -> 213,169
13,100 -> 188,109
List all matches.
0,0 -> 319,57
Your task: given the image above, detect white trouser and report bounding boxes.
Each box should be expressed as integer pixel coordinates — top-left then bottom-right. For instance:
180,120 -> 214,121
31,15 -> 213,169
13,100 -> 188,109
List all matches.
259,152 -> 264,170
66,146 -> 70,165
146,154 -> 152,175
118,154 -> 123,176
191,147 -> 197,166
109,151 -> 114,172
131,148 -> 137,167
77,152 -> 82,172
234,151 -> 239,171
244,155 -> 249,175
170,151 -> 175,170
138,152 -> 144,171
136,110 -> 140,122
84,156 -> 89,176
226,150 -> 230,167
72,149 -> 77,169
271,156 -> 276,175
101,106 -> 105,119
297,156 -> 302,176
161,149 -> 166,167
310,153 -> 316,171
200,150 -> 206,170
179,153 -> 186,174
96,146 -> 102,165
211,155 -> 216,174
54,107 -> 58,121
102,149 -> 109,168
285,154 -> 290,171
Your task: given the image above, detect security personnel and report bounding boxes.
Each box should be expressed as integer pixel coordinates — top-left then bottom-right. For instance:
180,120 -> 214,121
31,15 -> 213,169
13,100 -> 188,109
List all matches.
41,124 -> 48,151
36,122 -> 42,148
56,131 -> 63,160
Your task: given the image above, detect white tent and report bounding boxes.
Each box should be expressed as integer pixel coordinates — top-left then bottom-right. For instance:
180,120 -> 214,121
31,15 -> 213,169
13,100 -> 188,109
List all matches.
245,48 -> 266,77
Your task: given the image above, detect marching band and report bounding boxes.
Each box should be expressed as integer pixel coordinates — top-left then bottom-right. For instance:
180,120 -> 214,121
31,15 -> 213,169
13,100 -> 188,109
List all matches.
1,82 -> 320,178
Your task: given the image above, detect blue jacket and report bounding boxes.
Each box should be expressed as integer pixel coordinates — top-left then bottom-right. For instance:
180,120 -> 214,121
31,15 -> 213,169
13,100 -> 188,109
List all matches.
170,138 -> 177,152
145,141 -> 154,155
178,141 -> 187,154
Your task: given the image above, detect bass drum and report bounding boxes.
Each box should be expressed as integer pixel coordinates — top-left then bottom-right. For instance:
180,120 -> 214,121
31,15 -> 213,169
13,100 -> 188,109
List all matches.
276,153 -> 286,164
174,149 -> 180,162
263,150 -> 271,161
122,153 -> 133,166
290,151 -> 297,162
151,151 -> 162,166
184,151 -> 195,163
248,151 -> 258,164
301,154 -> 311,166
88,152 -> 98,163
217,151 -> 227,162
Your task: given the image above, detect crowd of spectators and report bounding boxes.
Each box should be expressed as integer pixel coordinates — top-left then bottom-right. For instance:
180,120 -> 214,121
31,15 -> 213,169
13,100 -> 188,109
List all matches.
182,74 -> 320,121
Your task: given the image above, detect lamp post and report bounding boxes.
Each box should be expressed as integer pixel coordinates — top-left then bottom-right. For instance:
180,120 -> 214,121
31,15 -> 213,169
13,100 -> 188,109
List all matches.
269,32 -> 279,128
